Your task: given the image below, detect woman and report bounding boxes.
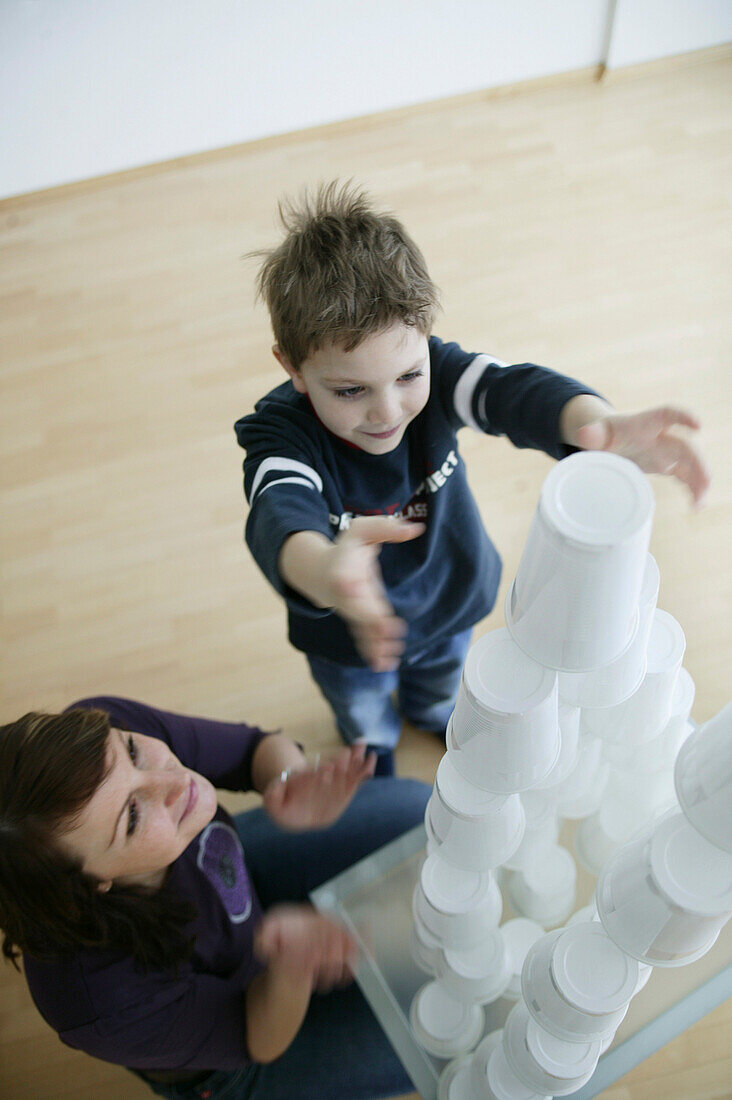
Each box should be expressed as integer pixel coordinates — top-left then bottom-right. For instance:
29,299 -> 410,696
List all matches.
0,696 -> 430,1099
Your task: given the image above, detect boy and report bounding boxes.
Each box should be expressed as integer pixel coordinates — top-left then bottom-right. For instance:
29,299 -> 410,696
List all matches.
235,182 -> 708,775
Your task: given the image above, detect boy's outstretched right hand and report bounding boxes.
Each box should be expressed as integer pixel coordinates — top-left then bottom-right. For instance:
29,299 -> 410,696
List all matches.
328,516 -> 424,671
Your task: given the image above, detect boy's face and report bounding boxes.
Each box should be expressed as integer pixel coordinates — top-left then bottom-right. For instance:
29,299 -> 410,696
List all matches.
276,323 -> 430,454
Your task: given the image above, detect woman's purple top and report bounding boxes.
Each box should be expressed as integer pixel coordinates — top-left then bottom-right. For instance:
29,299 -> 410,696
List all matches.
23,697 -> 272,1071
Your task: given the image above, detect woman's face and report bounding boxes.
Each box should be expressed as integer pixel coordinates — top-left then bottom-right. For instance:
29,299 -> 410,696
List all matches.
57,728 -> 218,890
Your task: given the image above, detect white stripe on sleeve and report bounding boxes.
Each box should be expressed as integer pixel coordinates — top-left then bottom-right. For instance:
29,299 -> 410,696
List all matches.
256,476 -> 319,498
452,353 -> 507,431
250,457 -> 323,501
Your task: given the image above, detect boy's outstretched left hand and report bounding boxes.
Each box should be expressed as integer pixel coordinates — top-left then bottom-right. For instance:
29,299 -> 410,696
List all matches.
263,743 -> 376,831
572,405 -> 710,505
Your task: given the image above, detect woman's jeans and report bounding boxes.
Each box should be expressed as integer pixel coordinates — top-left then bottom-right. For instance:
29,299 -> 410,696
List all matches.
137,776 -> 430,1100
307,628 -> 473,748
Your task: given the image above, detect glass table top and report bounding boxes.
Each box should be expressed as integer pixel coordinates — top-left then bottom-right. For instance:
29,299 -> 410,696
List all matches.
311,821 -> 732,1099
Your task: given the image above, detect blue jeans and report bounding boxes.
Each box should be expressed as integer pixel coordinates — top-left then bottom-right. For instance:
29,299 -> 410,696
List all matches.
137,777 -> 430,1100
307,628 -> 473,749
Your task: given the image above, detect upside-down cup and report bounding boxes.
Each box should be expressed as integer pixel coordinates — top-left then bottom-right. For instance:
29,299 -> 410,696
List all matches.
438,927 -> 512,1005
674,701 -> 732,853
448,629 -> 559,793
549,735 -> 608,819
506,846 -> 577,928
598,765 -> 677,847
601,668 -> 695,773
559,554 -> 660,708
487,1044 -> 553,1100
534,705 -> 581,791
521,923 -> 638,1043
582,610 -> 686,745
574,811 -> 621,876
502,792 -> 559,873
410,980 -> 485,1059
504,1002 -> 602,1096
426,755 -> 525,871
500,918 -> 546,1001
414,853 -> 503,948
410,907 -> 444,976
596,817 -> 731,966
506,452 -> 654,672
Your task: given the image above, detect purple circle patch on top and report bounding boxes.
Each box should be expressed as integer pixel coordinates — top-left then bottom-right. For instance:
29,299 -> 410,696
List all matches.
196,821 -> 252,924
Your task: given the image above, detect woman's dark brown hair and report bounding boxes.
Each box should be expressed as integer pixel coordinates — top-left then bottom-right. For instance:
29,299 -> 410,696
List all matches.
0,708 -> 194,972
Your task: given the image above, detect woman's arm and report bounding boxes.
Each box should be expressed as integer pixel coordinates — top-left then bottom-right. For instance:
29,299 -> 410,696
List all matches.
246,905 -> 357,1063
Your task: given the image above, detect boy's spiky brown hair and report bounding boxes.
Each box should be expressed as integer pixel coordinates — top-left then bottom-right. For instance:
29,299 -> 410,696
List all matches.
254,181 -> 439,369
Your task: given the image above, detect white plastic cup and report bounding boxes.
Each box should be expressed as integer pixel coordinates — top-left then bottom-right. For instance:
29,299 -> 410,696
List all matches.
503,792 -> 559,873
574,811 -> 621,876
521,924 -> 637,1042
503,1001 -> 602,1096
410,908 -> 444,976
596,820 -> 730,966
601,668 -> 695,773
558,554 -> 660,708
505,845 -> 577,927
675,702 -> 732,853
426,755 -> 526,871
548,735 -> 608,819
565,901 -> 599,927
598,765 -> 677,846
448,629 -> 559,793
470,1030 -> 505,1094
534,705 -> 581,790
414,853 -> 503,947
409,980 -> 485,1059
499,918 -> 546,1001
650,810 -> 732,917
438,928 -> 512,1005
582,610 -> 686,745
487,1045 -> 553,1100
505,452 -> 654,672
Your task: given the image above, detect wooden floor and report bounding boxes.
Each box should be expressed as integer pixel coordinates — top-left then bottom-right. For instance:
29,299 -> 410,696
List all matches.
1,48 -> 731,1100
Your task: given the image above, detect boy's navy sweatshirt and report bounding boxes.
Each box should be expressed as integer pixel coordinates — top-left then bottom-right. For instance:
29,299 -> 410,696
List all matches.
235,336 -> 598,666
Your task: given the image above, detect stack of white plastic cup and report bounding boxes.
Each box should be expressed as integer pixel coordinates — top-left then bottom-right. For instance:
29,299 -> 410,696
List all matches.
505,451 -> 654,672
596,809 -> 732,966
448,629 -> 559,793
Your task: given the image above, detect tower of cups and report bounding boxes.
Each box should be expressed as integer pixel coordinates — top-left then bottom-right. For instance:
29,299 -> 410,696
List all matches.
407,451 -> 732,1100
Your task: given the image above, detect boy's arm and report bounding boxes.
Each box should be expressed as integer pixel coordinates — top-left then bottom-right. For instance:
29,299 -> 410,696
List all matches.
559,396 -> 710,505
279,518 -> 425,671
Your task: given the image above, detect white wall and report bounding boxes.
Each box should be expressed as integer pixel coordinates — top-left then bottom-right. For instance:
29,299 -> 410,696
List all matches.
1,1 -> 729,200
607,0 -> 732,69
1,0 -> 609,199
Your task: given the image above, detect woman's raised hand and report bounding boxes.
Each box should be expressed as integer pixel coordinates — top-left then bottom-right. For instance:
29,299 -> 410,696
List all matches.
254,904 -> 358,991
263,743 -> 376,831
